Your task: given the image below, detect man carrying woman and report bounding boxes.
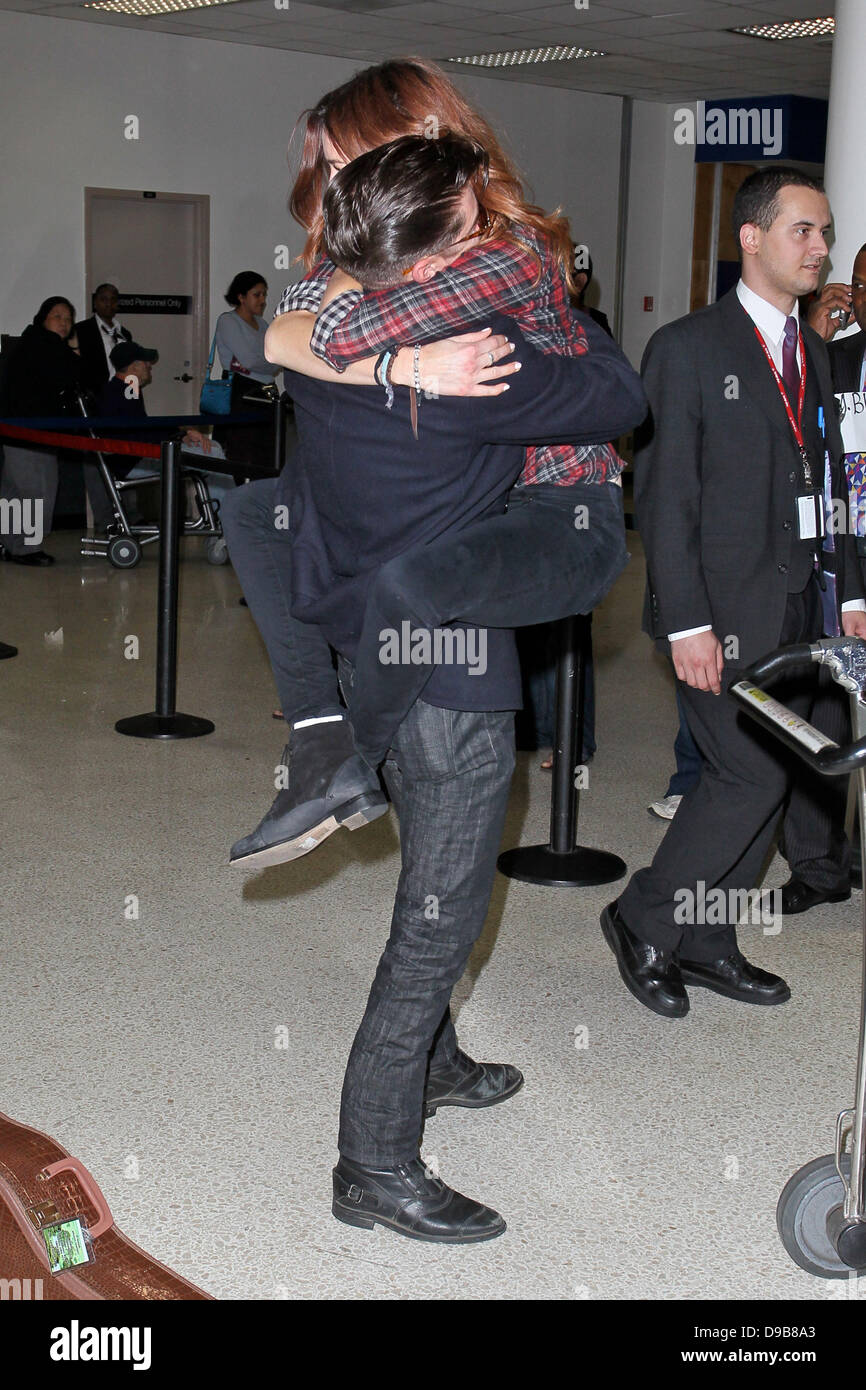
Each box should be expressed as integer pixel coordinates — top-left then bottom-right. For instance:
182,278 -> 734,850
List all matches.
221,60 -> 646,1243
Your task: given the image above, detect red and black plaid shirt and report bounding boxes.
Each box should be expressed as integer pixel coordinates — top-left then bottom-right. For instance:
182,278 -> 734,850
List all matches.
276,227 -> 623,487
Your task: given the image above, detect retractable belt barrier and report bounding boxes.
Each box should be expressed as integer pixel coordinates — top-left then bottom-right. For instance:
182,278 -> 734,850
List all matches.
0,396 -> 292,740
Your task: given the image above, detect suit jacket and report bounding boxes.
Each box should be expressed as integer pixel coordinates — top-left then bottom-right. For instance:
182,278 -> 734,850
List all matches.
74,317 -> 132,393
828,327 -> 865,394
635,287 -> 864,669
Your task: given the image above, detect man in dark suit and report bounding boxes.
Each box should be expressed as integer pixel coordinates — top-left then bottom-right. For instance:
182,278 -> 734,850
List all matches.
75,284 -> 132,393
601,168 -> 866,1020
76,284 -> 133,528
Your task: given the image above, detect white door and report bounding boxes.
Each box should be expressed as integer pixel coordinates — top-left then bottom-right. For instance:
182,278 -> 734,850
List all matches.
85,189 -> 209,416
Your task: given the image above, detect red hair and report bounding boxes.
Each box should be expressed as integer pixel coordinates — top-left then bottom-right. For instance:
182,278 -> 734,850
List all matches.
289,57 -> 578,294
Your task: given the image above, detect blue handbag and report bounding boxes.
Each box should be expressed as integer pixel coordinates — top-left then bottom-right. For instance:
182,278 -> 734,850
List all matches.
199,331 -> 234,415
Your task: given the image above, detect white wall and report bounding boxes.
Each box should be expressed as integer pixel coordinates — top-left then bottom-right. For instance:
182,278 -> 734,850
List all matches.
621,100 -> 695,367
0,11 -> 623,347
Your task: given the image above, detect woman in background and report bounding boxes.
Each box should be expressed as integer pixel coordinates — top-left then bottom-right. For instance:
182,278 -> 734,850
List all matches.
212,272 -> 281,481
0,296 -> 85,566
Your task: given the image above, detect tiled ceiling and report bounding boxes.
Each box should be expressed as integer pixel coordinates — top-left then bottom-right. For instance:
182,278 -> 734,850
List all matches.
0,0 -> 837,100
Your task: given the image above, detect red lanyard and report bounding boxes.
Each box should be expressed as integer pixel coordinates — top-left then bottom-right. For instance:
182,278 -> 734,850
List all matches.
752,323 -> 808,456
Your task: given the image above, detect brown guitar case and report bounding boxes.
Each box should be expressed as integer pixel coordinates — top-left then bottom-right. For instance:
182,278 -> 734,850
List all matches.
0,1110 -> 212,1299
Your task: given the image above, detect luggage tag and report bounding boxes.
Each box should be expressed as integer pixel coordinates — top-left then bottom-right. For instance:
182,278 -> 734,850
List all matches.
796,492 -> 825,540
35,1214 -> 96,1274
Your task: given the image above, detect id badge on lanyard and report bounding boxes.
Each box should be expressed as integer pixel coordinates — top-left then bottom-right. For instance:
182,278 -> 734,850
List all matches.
753,325 -> 824,540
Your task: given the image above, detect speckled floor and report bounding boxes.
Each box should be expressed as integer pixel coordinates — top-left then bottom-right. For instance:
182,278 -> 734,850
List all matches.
1,528 -> 862,1302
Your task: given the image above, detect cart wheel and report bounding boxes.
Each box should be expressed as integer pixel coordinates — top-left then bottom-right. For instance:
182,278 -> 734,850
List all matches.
206,536 -> 229,565
777,1154 -> 866,1279
106,535 -> 142,569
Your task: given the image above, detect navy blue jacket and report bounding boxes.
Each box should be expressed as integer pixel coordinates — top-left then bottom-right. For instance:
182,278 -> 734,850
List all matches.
285,311 -> 647,710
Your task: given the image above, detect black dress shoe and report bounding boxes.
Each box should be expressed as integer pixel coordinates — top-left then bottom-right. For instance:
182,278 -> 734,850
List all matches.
332,1156 -> 505,1243
0,641 -> 17,660
2,549 -> 54,566
229,716 -> 388,868
600,901 -> 689,1018
677,952 -> 790,1005
780,877 -> 851,915
425,1049 -> 524,1118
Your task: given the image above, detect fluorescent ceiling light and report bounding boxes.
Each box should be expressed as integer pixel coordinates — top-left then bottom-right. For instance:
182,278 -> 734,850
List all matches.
448,47 -> 605,68
730,17 -> 834,41
83,0 -> 242,14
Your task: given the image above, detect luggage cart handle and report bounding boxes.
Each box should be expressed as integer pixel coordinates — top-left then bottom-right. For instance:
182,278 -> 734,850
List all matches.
731,637 -> 866,777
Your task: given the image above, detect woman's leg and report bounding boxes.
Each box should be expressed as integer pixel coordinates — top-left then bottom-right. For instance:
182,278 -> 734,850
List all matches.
351,482 -> 628,768
220,476 -> 341,721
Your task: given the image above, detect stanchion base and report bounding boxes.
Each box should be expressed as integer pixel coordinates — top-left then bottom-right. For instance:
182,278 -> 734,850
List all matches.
115,712 -> 214,740
497,844 -> 626,887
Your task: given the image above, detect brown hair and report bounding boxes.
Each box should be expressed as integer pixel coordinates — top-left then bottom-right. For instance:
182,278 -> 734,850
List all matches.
289,57 -> 578,294
732,166 -> 824,242
323,135 -> 489,288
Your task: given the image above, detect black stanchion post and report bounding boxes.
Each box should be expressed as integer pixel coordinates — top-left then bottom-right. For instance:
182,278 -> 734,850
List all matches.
116,439 -> 215,740
497,613 -> 626,887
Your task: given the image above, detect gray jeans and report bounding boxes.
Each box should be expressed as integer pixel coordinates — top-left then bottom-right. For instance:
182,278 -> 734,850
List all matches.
337,657 -> 516,1166
220,476 -> 342,721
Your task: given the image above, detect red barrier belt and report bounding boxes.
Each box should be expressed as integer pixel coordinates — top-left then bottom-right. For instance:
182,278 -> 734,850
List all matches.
0,423 -> 162,458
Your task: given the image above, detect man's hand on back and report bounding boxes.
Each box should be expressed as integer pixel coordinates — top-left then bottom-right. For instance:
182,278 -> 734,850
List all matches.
671,631 -> 724,694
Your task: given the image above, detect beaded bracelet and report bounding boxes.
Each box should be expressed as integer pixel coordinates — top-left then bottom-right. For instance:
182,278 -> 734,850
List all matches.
410,344 -> 421,439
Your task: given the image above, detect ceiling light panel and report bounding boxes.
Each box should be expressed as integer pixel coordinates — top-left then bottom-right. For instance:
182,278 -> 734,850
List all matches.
447,46 -> 606,68
83,0 -> 243,15
730,17 -> 835,41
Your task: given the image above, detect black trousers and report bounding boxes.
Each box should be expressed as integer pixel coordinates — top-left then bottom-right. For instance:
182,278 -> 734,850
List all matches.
349,481 -> 628,768
619,578 -> 832,959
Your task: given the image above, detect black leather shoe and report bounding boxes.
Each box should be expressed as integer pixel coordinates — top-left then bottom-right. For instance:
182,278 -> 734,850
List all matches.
229,717 -> 388,868
600,901 -> 689,1018
1,548 -> 54,566
424,1049 -> 524,1118
780,877 -> 851,915
677,952 -> 790,1005
0,641 -> 17,660
332,1156 -> 505,1243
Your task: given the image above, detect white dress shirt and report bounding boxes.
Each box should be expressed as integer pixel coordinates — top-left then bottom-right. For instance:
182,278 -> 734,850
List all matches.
96,315 -> 125,378
669,279 -> 864,642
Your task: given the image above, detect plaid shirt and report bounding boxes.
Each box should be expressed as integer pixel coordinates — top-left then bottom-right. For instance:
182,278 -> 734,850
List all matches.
276,228 -> 623,486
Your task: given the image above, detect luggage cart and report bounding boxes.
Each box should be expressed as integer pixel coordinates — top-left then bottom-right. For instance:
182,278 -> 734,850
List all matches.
73,393 -> 227,569
732,635 -> 866,1279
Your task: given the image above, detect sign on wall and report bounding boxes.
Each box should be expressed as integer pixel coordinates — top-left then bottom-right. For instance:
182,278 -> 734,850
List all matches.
117,294 -> 192,315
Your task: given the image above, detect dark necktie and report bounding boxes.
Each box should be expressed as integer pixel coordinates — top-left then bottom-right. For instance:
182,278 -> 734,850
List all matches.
782,315 -> 800,405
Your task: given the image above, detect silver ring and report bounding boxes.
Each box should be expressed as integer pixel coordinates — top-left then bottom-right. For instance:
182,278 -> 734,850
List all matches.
487,350 -> 495,366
